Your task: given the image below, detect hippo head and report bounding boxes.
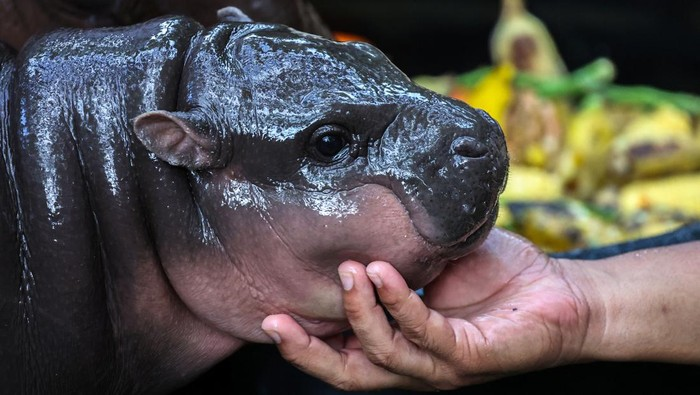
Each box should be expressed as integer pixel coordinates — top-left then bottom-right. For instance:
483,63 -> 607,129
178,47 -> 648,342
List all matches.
133,21 -> 508,342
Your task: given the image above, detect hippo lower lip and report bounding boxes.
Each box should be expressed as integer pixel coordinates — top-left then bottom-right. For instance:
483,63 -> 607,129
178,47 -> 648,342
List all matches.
450,205 -> 497,246
440,204 -> 499,260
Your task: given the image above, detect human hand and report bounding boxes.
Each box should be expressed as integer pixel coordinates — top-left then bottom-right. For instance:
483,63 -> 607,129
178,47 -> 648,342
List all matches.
261,229 -> 593,391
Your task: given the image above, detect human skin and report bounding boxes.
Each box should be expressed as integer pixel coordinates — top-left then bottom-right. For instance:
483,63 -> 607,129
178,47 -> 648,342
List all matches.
262,228 -> 700,391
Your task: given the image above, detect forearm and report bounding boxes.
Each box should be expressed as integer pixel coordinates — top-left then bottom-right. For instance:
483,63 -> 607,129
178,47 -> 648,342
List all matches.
567,241 -> 700,364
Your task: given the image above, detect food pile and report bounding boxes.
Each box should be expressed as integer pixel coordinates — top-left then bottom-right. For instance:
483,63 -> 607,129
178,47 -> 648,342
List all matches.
414,0 -> 700,252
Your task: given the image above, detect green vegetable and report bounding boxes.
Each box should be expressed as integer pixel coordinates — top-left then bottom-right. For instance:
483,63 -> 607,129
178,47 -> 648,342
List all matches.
454,66 -> 493,88
605,85 -> 700,115
515,58 -> 616,98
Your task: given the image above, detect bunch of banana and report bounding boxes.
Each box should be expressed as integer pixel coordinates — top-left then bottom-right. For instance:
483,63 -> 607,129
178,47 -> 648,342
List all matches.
466,63 -> 516,127
504,89 -> 564,167
505,200 -> 626,252
619,173 -> 700,218
606,105 -> 700,181
496,164 -> 564,230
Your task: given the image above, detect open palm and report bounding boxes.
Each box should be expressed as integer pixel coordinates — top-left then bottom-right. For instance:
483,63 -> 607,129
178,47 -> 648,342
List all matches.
420,229 -> 590,380
262,229 -> 592,391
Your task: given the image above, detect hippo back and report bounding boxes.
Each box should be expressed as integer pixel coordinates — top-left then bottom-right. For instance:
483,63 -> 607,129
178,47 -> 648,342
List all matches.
0,17 -> 203,393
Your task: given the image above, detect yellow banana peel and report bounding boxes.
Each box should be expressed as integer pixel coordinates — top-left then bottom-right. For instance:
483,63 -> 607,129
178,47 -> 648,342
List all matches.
467,63 -> 516,128
490,0 -> 567,77
619,173 -> 700,217
500,165 -> 563,201
608,105 -> 700,179
565,97 -> 615,164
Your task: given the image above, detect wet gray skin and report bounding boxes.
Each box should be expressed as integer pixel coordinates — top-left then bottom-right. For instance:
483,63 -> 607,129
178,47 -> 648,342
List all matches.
0,15 -> 508,394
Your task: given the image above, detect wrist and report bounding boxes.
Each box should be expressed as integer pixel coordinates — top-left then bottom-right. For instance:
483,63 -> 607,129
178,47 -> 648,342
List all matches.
555,257 -> 604,364
561,242 -> 700,364
558,257 -> 612,362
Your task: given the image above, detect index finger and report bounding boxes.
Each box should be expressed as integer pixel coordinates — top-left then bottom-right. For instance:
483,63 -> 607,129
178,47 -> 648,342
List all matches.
261,314 -> 430,391
365,261 -> 459,359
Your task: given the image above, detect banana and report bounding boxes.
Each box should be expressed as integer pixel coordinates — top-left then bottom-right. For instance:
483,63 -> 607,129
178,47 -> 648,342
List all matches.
608,105 -> 700,180
505,200 -> 626,252
504,89 -> 564,167
618,173 -> 700,217
466,63 -> 516,127
500,165 -> 564,201
490,0 -> 566,77
560,95 -> 615,197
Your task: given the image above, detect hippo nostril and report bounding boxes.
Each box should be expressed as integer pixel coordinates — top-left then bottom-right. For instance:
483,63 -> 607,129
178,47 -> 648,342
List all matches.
451,136 -> 487,158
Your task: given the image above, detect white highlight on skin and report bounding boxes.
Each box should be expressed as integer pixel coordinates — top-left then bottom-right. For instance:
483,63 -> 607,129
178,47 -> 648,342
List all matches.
221,180 -> 258,209
302,192 -> 359,218
221,180 -> 358,219
275,182 -> 359,218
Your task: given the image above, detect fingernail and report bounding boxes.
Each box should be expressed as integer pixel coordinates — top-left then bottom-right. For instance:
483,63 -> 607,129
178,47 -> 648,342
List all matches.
366,269 -> 383,288
339,270 -> 354,291
261,320 -> 282,344
262,327 -> 282,344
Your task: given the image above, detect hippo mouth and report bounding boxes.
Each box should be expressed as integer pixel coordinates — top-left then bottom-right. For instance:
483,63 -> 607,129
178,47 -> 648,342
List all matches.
432,203 -> 499,262
383,176 -> 502,262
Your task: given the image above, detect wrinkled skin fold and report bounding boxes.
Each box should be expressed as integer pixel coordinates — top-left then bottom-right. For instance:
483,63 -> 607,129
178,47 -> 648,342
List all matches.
0,16 -> 508,394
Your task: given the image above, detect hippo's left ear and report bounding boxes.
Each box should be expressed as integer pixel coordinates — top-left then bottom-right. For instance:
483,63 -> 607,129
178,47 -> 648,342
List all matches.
217,7 -> 253,23
133,110 -> 230,170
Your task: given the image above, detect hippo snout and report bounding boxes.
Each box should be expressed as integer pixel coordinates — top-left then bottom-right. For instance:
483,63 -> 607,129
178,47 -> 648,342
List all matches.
374,98 -> 508,251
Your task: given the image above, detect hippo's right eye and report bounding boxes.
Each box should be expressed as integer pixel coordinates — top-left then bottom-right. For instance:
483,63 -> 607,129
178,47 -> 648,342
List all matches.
308,125 -> 350,162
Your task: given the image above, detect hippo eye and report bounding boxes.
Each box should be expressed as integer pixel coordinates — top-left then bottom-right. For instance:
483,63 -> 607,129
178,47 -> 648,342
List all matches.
309,125 -> 350,161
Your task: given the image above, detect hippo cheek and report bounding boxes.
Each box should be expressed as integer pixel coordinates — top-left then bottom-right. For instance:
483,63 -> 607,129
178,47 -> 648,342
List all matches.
160,183 -> 450,341
260,184 -> 451,318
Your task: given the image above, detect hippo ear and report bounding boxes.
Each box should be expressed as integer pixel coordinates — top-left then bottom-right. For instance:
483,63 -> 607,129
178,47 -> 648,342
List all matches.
133,110 -> 228,170
217,7 -> 253,23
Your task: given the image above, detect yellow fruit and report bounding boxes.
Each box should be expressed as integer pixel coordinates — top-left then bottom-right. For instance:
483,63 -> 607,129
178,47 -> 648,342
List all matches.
608,106 -> 700,179
490,0 -> 566,77
500,165 -> 563,201
619,173 -> 700,216
467,63 -> 516,127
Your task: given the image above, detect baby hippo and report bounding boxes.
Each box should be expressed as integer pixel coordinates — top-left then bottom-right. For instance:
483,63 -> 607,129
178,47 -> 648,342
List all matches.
0,10 -> 508,394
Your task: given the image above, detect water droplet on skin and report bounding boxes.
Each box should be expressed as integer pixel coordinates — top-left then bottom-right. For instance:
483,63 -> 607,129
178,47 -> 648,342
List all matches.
462,204 -> 477,215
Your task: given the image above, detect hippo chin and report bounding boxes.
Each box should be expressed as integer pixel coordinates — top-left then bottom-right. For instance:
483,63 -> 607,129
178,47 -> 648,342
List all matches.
0,14 -> 508,394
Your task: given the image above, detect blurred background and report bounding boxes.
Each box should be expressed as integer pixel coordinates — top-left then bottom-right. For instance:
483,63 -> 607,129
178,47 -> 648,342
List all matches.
311,0 -> 700,93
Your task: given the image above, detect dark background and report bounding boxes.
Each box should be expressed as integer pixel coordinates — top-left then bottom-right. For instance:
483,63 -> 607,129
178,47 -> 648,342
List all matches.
310,0 -> 700,93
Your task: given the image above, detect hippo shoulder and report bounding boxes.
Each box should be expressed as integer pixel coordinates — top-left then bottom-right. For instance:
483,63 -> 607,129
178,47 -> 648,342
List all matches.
15,16 -> 202,108
13,15 -> 204,135
18,15 -> 202,62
